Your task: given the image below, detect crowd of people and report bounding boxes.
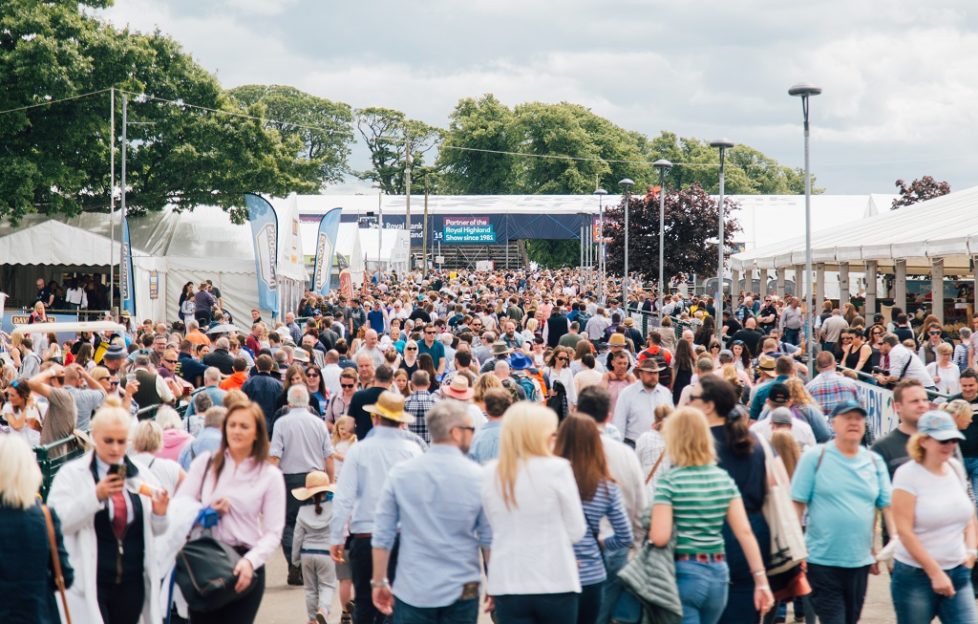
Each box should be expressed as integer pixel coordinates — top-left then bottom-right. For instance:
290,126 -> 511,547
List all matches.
2,266 -> 978,624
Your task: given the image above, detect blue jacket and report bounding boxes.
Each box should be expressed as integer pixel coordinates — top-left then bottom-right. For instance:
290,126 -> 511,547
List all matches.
242,372 -> 284,433
0,504 -> 74,624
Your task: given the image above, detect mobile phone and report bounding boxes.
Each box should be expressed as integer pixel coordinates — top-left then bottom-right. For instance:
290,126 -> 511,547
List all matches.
110,463 -> 127,479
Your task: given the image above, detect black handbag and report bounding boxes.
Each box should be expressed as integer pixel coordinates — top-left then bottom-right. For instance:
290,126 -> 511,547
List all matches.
174,457 -> 255,612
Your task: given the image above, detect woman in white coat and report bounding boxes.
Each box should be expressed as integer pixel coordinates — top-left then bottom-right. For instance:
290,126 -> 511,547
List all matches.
48,399 -> 170,624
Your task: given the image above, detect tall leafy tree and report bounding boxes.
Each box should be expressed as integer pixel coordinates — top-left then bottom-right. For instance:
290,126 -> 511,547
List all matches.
438,94 -> 517,194
0,0 -> 320,222
355,107 -> 442,194
227,85 -> 354,189
603,184 -> 740,282
892,176 -> 951,209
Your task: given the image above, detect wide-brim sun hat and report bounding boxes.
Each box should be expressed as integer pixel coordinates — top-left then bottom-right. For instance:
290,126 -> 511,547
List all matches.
363,391 -> 415,424
291,470 -> 335,501
634,358 -> 664,373
509,352 -> 533,371
443,375 -> 475,400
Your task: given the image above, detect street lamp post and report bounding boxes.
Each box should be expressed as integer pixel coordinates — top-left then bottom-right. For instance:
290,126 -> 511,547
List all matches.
789,82 -> 822,373
618,178 -> 635,310
594,188 -> 607,304
653,159 -> 673,319
709,140 -> 735,343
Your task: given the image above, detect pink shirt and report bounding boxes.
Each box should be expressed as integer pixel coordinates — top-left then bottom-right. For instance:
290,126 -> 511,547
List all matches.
177,450 -> 285,569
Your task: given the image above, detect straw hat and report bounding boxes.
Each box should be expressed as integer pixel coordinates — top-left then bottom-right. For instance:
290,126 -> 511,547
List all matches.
291,471 -> 335,501
608,333 -> 627,347
363,391 -> 415,424
634,358 -> 664,373
443,375 -> 474,400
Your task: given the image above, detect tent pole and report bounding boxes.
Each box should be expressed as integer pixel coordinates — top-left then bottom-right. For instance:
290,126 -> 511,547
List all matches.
109,88 -> 115,316
119,92 -> 127,321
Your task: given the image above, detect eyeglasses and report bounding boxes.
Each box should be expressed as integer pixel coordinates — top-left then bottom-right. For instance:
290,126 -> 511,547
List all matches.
341,383 -> 355,389
165,359 -> 178,364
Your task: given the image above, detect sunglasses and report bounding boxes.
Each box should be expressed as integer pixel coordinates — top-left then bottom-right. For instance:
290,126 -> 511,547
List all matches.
341,383 -> 355,389
306,371 -> 319,377
165,359 -> 178,364
406,346 -> 418,351
710,345 -> 720,350
929,331 -> 942,336
937,438 -> 959,446
557,357 -> 568,362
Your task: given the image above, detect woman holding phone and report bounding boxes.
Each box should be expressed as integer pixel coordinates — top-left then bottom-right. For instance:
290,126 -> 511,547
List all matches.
48,398 -> 170,624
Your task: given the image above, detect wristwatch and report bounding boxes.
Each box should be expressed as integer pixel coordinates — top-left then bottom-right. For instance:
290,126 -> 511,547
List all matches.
370,578 -> 391,589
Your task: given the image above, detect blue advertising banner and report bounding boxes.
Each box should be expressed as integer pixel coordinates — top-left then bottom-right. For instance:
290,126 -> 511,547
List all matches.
120,215 -> 136,316
245,193 -> 280,318
313,207 -> 342,295
442,216 -> 496,243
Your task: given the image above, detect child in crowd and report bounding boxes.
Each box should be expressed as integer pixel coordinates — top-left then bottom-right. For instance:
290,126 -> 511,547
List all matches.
291,472 -> 338,624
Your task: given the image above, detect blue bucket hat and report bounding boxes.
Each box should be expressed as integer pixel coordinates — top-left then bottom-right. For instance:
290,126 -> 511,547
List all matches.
509,352 -> 533,371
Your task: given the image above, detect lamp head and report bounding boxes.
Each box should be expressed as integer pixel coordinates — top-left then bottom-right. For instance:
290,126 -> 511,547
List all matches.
788,83 -> 822,97
709,139 -> 735,150
653,159 -> 673,172
594,188 -> 608,196
618,178 -> 635,190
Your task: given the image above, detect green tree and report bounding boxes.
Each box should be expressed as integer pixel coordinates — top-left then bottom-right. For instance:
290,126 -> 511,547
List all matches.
355,107 -> 442,194
526,239 -> 580,268
438,94 -> 517,194
0,0 -> 320,222
227,84 -> 354,188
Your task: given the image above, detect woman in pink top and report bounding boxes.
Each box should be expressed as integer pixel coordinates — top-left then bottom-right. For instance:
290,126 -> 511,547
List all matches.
154,407 -> 194,461
176,401 -> 285,623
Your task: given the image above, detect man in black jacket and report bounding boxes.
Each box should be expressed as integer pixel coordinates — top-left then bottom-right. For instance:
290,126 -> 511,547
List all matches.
545,299 -> 569,348
202,336 -> 235,375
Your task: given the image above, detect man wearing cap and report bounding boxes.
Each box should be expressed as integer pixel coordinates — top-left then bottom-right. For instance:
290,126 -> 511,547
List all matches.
371,400 -> 492,622
806,351 -> 859,420
752,405 -> 816,449
271,384 -> 335,585
748,355 -> 794,420
622,317 -> 644,352
480,341 -> 511,374
330,391 -> 423,624
612,359 -> 673,448
871,379 -> 930,479
791,399 -> 894,624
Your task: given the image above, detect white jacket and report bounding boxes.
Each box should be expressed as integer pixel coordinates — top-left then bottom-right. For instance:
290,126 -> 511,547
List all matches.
48,451 -> 168,624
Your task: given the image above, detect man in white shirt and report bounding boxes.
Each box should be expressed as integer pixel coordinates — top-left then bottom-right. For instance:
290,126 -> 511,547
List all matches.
875,334 -> 936,390
612,359 -> 673,447
753,406 -> 816,449
321,349 -> 344,398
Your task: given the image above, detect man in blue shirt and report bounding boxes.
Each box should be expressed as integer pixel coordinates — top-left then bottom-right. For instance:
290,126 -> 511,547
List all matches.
791,400 -> 894,624
417,325 -> 446,376
468,387 -> 513,464
371,400 -> 492,622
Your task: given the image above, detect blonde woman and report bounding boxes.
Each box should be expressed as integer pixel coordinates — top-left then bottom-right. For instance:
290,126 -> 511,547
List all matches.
942,399 -> 974,433
891,411 -> 978,623
473,373 -> 503,415
0,435 -> 74,623
650,407 -> 774,623
482,402 -> 586,622
48,400 -> 170,624
131,420 -> 186,495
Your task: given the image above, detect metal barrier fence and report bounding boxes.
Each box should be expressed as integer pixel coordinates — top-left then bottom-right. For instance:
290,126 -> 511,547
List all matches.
35,435 -> 85,500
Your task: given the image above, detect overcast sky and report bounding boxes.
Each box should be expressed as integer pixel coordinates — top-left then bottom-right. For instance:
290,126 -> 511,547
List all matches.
99,0 -> 978,195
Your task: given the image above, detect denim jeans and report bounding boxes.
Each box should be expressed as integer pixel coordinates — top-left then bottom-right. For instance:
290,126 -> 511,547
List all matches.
783,327 -> 800,346
596,546 -> 629,624
393,596 -> 478,624
675,560 -> 729,624
891,561 -> 978,624
806,563 -> 869,624
494,592 -> 579,624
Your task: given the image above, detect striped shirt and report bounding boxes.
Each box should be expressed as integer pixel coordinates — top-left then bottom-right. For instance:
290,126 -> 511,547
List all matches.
575,481 -> 633,585
654,465 -> 738,555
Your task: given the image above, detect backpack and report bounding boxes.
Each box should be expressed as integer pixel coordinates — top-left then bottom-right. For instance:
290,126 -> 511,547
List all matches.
547,380 -> 569,421
516,376 -> 538,402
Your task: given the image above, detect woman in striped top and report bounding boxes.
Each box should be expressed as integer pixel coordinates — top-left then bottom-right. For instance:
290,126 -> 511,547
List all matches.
555,415 -> 634,624
650,407 -> 774,624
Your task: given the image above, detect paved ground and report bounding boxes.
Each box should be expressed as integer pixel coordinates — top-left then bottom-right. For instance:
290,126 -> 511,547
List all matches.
257,555 -> 900,623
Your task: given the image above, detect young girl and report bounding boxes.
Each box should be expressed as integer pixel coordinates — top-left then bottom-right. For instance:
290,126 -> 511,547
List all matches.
291,471 -> 338,624
329,416 -> 357,623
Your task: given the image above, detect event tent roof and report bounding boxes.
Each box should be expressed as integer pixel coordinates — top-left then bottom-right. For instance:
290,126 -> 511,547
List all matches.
292,193 -> 893,252
0,214 -> 149,265
731,185 -> 978,274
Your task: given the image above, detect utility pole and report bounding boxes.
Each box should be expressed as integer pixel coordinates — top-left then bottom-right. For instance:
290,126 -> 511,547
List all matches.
404,134 -> 412,268
423,174 -> 429,274
109,88 -> 116,315
119,92 -> 128,320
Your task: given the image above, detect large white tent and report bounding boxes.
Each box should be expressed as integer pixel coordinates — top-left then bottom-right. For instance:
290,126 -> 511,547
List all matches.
358,228 -> 411,274
730,185 -> 978,321
299,221 -> 364,285
0,199 -> 308,324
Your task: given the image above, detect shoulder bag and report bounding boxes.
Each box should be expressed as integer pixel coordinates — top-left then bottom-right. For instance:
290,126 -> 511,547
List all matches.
41,505 -> 71,624
174,456 -> 256,612
757,434 -> 811,600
